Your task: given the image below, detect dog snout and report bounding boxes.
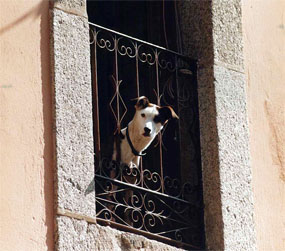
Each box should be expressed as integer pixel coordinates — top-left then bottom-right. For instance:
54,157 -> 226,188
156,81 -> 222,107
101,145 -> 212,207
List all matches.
144,127 -> 151,135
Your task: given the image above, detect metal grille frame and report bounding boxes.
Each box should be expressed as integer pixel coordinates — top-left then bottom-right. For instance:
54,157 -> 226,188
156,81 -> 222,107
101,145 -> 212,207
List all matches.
89,22 -> 204,250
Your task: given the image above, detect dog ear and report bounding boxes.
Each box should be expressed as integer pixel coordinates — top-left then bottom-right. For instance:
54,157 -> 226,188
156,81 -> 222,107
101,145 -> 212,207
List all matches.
158,106 -> 179,123
132,96 -> 150,109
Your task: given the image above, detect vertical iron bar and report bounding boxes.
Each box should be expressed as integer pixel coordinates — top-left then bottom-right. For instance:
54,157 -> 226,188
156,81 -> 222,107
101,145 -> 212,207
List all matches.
114,35 -> 121,164
155,50 -> 164,193
135,43 -> 140,97
91,27 -> 101,166
115,36 -> 120,132
155,50 -> 160,106
175,55 -> 182,180
135,43 -> 144,186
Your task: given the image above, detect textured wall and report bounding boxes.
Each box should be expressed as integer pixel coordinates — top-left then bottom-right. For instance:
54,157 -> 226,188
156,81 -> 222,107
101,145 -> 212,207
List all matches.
178,0 -> 256,250
51,6 -> 95,218
56,216 -> 183,251
243,0 -> 285,250
51,0 -> 96,249
0,0 -> 54,250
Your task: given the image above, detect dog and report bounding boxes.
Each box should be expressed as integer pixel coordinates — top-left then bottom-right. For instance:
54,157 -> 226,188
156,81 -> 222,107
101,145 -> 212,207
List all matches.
112,96 -> 179,168
104,96 -> 178,224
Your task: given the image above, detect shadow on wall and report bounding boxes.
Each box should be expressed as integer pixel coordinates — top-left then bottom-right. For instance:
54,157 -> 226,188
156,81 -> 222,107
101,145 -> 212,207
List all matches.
177,1 -> 224,250
0,1 -> 46,35
40,1 -> 54,251
1,1 -> 55,250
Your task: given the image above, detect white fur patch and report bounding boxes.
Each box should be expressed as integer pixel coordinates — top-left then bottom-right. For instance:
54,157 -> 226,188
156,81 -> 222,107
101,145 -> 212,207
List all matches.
135,105 -> 162,137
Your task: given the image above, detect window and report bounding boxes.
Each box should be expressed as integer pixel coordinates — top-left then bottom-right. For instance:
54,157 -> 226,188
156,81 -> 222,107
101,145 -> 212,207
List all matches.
88,1 -> 205,249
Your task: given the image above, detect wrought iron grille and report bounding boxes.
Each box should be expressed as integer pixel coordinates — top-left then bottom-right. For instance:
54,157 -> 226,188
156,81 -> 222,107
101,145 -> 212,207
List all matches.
89,22 -> 204,250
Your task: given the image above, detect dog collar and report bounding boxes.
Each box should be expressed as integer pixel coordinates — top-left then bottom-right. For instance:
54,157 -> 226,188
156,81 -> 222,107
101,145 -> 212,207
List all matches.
126,126 -> 146,157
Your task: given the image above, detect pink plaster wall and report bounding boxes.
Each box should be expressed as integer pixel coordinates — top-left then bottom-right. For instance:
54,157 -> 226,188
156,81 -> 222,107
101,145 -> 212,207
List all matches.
243,1 -> 285,250
0,0 -> 54,250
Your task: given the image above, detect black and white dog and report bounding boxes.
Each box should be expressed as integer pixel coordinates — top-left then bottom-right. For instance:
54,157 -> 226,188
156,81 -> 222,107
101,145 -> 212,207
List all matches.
100,96 -> 178,224
112,96 -> 178,167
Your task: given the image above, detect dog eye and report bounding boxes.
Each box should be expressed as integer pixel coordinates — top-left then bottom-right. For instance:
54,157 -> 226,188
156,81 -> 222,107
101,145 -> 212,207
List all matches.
141,113 -> 145,118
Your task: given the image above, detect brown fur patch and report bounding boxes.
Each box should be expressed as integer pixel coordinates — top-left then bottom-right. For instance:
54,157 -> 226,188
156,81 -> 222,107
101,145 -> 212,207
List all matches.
133,96 -> 152,109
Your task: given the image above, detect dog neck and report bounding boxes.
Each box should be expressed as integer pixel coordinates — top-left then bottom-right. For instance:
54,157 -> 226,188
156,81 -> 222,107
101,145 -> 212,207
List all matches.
116,121 -> 157,165
126,126 -> 146,157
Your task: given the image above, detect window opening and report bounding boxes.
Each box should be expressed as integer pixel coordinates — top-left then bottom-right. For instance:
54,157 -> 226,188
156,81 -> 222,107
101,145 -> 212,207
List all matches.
88,1 -> 205,249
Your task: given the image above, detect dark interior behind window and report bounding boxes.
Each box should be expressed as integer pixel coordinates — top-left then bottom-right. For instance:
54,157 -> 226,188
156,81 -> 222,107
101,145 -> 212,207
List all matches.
87,1 -> 178,51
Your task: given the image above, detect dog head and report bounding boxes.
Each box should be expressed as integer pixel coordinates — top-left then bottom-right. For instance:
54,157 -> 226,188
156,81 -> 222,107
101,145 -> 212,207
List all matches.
132,96 -> 178,139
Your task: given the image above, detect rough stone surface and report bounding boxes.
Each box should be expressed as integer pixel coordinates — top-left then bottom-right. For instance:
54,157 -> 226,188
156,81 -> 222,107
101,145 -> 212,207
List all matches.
95,224 -> 184,251
56,216 -> 184,251
213,65 -> 256,250
51,8 -> 95,217
196,66 -> 225,250
56,216 -> 97,250
178,1 -> 256,250
178,0 -> 213,68
178,2 -> 224,249
197,66 -> 256,250
178,0 -> 244,71
212,0 -> 244,71
54,0 -> 87,18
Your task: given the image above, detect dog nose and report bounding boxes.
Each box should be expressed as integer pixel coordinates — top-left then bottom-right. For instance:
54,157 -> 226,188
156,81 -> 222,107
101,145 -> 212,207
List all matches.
144,127 -> 151,134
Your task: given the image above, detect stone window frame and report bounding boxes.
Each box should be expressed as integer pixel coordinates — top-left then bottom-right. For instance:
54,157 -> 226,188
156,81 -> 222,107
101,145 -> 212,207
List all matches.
51,0 -> 256,250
